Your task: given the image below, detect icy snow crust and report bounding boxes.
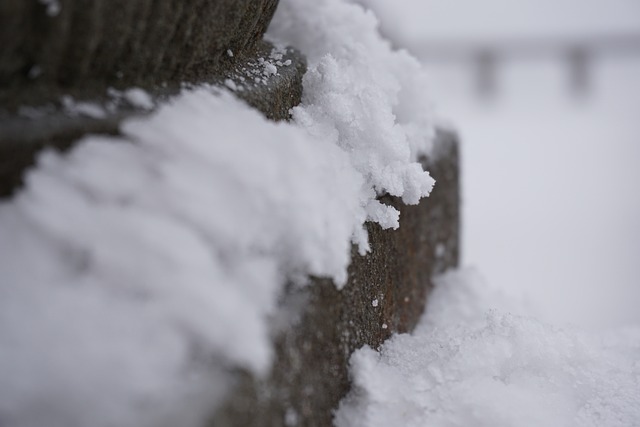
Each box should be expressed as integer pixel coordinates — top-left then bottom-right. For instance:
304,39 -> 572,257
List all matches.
0,1 -> 435,426
335,269 -> 640,427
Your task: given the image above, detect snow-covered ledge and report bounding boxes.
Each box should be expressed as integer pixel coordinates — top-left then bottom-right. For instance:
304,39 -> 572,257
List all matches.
211,129 -> 459,426
0,1 -> 460,426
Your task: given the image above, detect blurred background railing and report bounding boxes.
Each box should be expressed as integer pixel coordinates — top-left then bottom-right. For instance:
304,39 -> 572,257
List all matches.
417,33 -> 640,98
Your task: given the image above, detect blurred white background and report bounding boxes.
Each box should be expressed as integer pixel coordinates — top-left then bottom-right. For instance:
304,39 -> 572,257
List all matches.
361,0 -> 640,327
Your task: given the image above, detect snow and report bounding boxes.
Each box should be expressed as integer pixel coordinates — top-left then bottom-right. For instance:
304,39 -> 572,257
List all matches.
223,78 -> 237,91
61,96 -> 107,119
38,0 -> 61,17
263,62 -> 278,76
224,45 -> 294,90
0,0 -> 437,426
285,408 -> 299,427
269,0 -> 436,228
335,269 -> 640,427
123,87 -> 154,110
1,85 -> 380,426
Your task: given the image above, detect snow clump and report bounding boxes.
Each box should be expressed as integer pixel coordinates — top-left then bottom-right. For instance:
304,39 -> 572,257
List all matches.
269,0 -> 436,230
123,87 -> 155,110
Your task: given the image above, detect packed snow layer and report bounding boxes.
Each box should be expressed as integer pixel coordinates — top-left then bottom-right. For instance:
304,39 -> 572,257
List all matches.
335,269 -> 640,427
0,1 -> 436,426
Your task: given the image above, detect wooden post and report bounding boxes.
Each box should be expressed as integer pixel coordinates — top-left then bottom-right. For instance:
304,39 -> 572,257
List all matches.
567,46 -> 591,98
474,49 -> 498,99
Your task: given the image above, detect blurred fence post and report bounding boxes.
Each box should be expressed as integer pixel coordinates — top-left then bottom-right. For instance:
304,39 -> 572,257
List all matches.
474,49 -> 498,99
567,46 -> 590,98
418,33 -> 640,100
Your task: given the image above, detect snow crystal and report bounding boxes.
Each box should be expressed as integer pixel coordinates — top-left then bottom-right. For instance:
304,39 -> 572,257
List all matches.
225,46 -> 295,90
123,87 -> 154,110
269,50 -> 285,61
28,65 -> 42,79
371,299 -> 379,307
435,242 -> 446,258
284,408 -> 299,426
335,269 -> 640,427
227,49 -> 234,57
224,78 -> 238,91
60,96 -> 107,119
257,57 -> 279,77
264,62 -> 278,76
39,0 -> 60,17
